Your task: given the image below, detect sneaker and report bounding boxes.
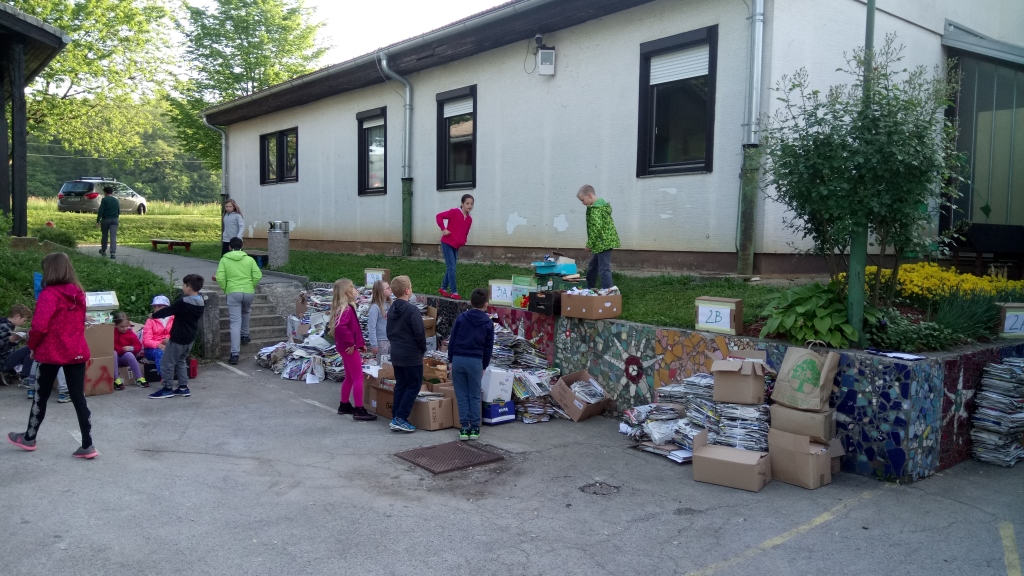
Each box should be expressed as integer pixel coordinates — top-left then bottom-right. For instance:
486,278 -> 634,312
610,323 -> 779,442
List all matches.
98,249 -> 106,256
229,354 -> 239,365
173,386 -> 191,397
353,406 -> 377,421
27,388 -> 34,400
7,432 -> 36,451
110,254 -> 116,260
57,392 -> 71,403
73,446 -> 98,459
136,377 -> 149,388
149,387 -> 175,399
17,378 -> 33,389
338,402 -> 354,415
459,428 -> 470,441
241,336 -> 251,345
113,378 -> 125,391
0,371 -> 19,386
451,293 -> 461,300
469,428 -> 480,440
390,418 -> 415,433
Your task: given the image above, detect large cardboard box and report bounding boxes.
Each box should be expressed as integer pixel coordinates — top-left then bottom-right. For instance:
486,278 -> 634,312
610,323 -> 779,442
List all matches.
693,430 -> 771,492
434,383 -> 461,424
84,323 -> 115,358
830,438 -> 845,475
408,398 -> 454,430
767,429 -> 844,489
84,356 -> 116,396
363,376 -> 378,413
769,404 -> 837,445
481,367 -> 514,403
561,293 -> 622,320
374,386 -> 395,419
712,357 -> 767,405
550,370 -> 612,422
378,362 -> 395,380
423,306 -> 438,338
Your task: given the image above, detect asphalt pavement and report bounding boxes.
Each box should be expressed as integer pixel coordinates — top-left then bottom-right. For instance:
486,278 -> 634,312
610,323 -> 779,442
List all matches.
76,245 -> 300,285
1,361 -> 1021,575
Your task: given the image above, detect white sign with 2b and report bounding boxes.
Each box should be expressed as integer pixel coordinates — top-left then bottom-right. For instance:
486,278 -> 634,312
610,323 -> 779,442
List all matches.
698,305 -> 731,328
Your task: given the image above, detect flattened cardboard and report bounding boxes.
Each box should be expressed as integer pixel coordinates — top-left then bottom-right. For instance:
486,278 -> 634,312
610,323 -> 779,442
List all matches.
711,359 -> 766,405
767,428 -> 842,489
423,306 -> 438,338
550,370 -> 612,422
769,404 -> 837,444
692,430 -> 771,492
84,356 -> 116,396
561,293 -> 622,320
408,398 -> 454,430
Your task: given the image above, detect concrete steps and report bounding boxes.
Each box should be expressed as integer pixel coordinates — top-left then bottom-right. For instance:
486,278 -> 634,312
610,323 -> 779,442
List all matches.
218,314 -> 284,330
213,291 -> 289,359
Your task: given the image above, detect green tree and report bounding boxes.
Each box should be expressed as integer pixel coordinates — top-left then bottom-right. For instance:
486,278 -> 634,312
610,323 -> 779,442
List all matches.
9,0 -> 173,159
168,0 -> 327,169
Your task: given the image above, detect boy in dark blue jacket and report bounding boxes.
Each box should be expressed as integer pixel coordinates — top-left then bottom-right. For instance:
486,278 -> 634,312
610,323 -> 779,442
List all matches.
447,288 -> 494,440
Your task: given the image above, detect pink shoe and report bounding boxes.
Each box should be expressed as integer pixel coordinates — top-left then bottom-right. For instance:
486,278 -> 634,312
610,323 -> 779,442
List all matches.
439,288 -> 451,298
451,293 -> 461,300
7,432 -> 36,451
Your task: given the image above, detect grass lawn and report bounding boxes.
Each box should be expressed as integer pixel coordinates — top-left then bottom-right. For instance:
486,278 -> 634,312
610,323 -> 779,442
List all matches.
151,242 -> 782,330
28,197 -> 220,245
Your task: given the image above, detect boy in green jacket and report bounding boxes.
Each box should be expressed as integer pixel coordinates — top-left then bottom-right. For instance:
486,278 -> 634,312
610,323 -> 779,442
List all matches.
216,237 -> 263,364
96,185 -> 119,259
577,184 -> 620,290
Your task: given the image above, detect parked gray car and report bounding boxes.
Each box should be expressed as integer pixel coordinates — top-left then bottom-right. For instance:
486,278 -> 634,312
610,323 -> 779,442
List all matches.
57,177 -> 147,214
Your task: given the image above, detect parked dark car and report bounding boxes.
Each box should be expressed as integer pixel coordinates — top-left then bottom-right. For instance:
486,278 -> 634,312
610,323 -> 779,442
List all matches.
57,177 -> 147,214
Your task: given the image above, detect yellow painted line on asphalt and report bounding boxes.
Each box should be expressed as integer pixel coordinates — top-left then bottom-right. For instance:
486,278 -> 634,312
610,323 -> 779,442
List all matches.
685,489 -> 883,576
1001,521 -> 1022,576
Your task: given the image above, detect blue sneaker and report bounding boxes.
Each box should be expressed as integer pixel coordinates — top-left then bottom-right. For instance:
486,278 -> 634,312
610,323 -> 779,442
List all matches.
390,418 -> 415,433
149,387 -> 176,399
173,386 -> 191,397
27,388 -> 34,400
389,418 -> 402,431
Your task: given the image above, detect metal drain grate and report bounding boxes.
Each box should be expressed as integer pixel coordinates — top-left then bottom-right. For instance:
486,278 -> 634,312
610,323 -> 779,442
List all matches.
395,441 -> 503,474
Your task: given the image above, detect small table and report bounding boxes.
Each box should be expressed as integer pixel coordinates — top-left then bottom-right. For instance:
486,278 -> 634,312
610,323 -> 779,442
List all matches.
150,239 -> 192,252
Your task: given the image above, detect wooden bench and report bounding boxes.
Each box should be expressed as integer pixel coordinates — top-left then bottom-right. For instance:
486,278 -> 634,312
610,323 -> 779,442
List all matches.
151,239 -> 192,252
247,250 -> 269,268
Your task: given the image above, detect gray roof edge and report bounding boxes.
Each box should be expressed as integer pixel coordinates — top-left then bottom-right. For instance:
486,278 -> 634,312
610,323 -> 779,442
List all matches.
0,2 -> 71,43
942,20 -> 1024,66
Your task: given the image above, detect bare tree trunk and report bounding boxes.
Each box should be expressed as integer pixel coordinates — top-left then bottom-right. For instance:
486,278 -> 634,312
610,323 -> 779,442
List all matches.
871,229 -> 889,307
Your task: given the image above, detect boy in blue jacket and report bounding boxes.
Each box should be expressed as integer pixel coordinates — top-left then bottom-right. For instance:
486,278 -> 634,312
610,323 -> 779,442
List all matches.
447,288 -> 494,440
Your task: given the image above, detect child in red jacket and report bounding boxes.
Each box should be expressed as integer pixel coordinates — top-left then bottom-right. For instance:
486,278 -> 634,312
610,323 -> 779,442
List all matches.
331,279 -> 375,421
113,312 -> 147,390
7,252 -> 97,459
436,194 -> 474,300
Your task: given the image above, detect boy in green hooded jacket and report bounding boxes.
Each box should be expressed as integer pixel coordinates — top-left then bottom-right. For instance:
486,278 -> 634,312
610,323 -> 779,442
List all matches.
577,184 -> 620,289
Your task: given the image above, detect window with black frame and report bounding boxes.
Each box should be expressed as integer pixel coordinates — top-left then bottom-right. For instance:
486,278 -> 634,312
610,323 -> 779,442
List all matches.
436,86 -> 476,190
636,26 -> 718,177
260,127 -> 298,185
357,108 -> 387,195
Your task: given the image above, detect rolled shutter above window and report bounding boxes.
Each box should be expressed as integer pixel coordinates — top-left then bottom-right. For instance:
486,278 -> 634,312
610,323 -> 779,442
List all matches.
362,116 -> 385,128
443,98 -> 474,118
649,44 -> 709,85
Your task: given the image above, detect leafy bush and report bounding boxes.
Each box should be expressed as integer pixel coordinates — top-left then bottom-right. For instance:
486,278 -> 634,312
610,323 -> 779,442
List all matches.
933,288 -> 1000,341
760,282 -> 877,348
33,226 -> 78,248
867,310 -> 961,352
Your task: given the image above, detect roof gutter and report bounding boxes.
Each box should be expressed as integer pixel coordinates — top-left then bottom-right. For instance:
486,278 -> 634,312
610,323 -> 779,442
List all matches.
379,53 -> 412,179
203,0 -> 562,118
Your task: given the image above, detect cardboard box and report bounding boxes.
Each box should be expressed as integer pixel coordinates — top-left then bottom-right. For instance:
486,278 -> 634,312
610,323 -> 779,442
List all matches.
527,291 -> 561,316
378,362 -> 395,380
830,438 -> 845,476
998,303 -> 1024,338
434,383 -> 461,424
423,358 -> 448,383
767,429 -> 845,489
374,386 -> 395,419
481,367 -> 514,403
692,430 -> 771,492
483,400 -> 516,425
85,291 -> 119,311
84,323 -> 115,358
694,296 -> 744,335
712,357 -> 767,405
118,366 -> 138,386
423,306 -> 438,338
489,280 -> 514,306
769,404 -> 837,445
365,268 -> 391,289
561,293 -> 622,320
408,397 -> 454,431
550,370 -> 612,422
363,376 -> 378,413
84,356 -> 116,396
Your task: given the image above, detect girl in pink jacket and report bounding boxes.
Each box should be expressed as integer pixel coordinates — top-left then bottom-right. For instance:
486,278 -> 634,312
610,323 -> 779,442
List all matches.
435,194 -> 474,300
143,295 -> 174,374
331,279 -> 375,422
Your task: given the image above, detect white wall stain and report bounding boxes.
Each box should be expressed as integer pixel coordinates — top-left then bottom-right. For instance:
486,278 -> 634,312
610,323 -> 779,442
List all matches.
553,214 -> 569,232
247,224 -> 255,238
659,188 -> 678,195
659,212 -> 674,219
506,212 -> 528,235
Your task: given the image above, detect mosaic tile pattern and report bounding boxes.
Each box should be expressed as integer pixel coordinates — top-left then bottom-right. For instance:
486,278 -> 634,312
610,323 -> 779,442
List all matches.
487,306 -> 556,364
421,296 -> 470,341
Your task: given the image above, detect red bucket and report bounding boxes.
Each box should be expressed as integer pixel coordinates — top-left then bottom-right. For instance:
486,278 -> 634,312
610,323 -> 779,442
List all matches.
188,357 -> 199,379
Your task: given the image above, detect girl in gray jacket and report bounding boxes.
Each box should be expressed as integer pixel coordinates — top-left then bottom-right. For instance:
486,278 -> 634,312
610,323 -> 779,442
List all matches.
222,200 -> 245,254
367,280 -> 392,361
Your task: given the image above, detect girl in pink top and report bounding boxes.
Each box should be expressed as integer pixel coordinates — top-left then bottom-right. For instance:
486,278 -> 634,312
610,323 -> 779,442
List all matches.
435,194 -> 474,300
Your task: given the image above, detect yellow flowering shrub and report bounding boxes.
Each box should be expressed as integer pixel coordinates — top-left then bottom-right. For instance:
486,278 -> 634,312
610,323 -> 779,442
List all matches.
858,262 -> 1024,302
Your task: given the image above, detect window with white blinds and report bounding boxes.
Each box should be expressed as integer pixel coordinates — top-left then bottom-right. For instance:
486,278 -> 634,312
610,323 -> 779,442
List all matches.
443,98 -> 474,118
361,116 -> 384,128
649,44 -> 709,85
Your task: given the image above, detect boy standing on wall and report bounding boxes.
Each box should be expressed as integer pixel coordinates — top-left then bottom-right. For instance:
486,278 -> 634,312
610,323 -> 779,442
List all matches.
576,184 -> 620,289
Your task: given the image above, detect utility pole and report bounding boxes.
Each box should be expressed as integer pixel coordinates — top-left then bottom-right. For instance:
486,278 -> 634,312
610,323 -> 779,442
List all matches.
847,0 -> 875,345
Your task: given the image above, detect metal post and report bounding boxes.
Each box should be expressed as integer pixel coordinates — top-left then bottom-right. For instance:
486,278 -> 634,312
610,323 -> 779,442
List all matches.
402,178 -> 413,256
738,147 -> 759,275
0,46 -> 8,221
846,0 -> 875,344
737,0 -> 765,276
9,41 -> 27,237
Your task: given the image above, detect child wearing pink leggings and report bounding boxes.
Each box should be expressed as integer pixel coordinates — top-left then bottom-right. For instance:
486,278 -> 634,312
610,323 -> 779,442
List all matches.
113,312 -> 147,390
330,279 -> 375,421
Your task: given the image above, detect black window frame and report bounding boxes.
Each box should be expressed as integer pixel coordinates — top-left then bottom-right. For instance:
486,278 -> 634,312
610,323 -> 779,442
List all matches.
636,25 -> 718,177
357,107 -> 387,196
436,85 -> 477,191
260,127 -> 299,185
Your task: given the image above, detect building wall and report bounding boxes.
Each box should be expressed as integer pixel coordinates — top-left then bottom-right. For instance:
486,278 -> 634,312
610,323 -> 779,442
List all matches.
225,0 -> 1022,259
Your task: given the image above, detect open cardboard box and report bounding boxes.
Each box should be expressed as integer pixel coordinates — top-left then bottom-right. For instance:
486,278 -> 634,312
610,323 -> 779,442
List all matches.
423,306 -> 438,338
769,404 -> 837,445
560,293 -> 622,320
408,397 -> 454,430
692,430 -> 771,492
550,370 -> 612,422
712,355 -> 767,405
423,357 -> 448,382
767,429 -> 846,490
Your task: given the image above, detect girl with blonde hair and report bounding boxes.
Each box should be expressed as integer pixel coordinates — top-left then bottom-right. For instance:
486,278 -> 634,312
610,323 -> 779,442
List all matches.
366,280 -> 392,361
331,279 -> 375,421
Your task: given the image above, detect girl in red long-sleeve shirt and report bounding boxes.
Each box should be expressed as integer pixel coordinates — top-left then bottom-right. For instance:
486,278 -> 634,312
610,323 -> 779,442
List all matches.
331,279 -> 376,421
113,312 -> 147,390
435,194 -> 474,299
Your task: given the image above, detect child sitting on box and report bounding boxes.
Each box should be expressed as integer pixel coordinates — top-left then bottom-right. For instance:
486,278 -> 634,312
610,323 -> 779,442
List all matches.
447,288 -> 494,441
112,312 -> 147,390
1,304 -> 32,386
148,274 -> 205,400
142,295 -> 173,384
576,184 -> 620,290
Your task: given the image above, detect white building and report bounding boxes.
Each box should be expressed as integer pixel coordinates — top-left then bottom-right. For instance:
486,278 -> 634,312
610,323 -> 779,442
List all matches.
204,0 -> 1024,274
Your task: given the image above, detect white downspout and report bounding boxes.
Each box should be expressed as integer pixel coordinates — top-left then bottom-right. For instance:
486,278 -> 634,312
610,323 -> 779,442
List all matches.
743,0 -> 765,146
203,114 -> 228,241
379,53 -> 412,178
736,0 -> 766,275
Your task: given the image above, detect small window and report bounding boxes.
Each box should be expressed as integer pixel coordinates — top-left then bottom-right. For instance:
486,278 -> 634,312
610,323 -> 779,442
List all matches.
436,85 -> 477,190
357,107 -> 387,195
637,26 -> 718,176
260,127 -> 299,185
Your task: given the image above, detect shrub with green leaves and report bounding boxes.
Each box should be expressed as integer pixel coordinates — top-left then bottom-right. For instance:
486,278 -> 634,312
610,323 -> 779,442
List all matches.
33,226 -> 78,248
934,287 -> 999,342
867,309 -> 961,352
760,282 -> 876,348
